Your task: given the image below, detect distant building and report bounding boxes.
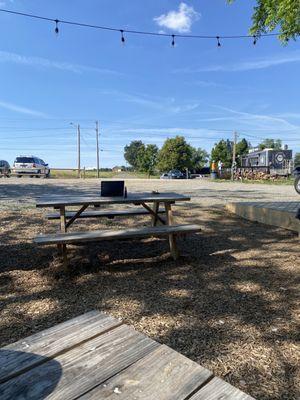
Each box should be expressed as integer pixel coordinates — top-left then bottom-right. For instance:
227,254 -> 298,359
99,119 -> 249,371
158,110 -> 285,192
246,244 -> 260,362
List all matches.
112,166 -> 125,172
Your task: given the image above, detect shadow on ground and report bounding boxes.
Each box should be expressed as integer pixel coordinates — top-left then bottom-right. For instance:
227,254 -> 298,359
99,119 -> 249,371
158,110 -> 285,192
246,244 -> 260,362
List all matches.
0,205 -> 299,400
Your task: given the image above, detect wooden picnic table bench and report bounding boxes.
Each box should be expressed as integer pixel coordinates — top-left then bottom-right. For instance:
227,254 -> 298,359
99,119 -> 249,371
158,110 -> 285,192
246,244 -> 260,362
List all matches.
0,311 -> 255,399
34,192 -> 200,268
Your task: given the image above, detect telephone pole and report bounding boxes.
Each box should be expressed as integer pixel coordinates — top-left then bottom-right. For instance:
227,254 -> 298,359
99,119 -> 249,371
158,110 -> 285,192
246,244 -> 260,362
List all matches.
95,121 -> 100,178
231,131 -> 238,181
77,124 -> 81,178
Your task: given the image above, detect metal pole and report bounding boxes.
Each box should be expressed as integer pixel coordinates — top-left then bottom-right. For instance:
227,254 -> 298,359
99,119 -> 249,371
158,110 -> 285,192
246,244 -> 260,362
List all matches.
231,131 -> 237,181
77,124 -> 81,178
96,121 -> 100,178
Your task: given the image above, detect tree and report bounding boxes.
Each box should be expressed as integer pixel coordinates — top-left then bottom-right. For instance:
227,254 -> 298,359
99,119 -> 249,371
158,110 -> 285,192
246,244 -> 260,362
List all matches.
137,144 -> 159,177
258,138 -> 282,150
124,140 -> 145,170
211,139 -> 233,168
294,152 -> 300,167
236,138 -> 251,166
191,148 -> 209,171
228,0 -> 300,42
156,136 -> 193,172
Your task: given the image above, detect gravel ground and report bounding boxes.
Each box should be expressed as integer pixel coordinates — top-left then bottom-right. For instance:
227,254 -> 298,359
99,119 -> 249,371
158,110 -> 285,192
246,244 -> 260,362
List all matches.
0,178 -> 299,399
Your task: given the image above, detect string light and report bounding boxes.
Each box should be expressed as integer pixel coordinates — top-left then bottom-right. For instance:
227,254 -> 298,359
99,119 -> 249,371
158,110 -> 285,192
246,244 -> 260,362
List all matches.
54,19 -> 59,35
171,34 -> 175,47
120,29 -> 125,44
0,8 -> 285,47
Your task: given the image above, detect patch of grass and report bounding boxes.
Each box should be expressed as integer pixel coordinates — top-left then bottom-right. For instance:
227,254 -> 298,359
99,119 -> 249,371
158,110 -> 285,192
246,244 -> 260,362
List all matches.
211,178 -> 294,185
50,170 -> 160,179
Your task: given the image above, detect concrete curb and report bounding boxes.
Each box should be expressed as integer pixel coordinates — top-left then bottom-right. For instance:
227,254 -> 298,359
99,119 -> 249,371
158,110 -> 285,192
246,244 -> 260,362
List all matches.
226,202 -> 300,234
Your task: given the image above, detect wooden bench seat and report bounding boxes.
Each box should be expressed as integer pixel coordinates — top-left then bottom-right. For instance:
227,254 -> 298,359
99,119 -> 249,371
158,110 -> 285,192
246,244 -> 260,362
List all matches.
34,224 -> 201,245
34,224 -> 201,266
46,208 -> 165,220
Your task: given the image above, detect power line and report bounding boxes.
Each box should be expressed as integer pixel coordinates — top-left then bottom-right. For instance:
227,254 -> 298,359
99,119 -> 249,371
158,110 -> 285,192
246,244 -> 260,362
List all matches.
0,8 -> 283,45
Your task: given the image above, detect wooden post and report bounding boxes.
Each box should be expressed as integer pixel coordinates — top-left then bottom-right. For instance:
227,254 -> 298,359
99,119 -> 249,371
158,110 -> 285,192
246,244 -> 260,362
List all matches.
231,131 -> 238,181
151,202 -> 159,226
59,206 -> 68,270
164,202 -> 179,260
77,124 -> 81,179
96,120 -> 100,178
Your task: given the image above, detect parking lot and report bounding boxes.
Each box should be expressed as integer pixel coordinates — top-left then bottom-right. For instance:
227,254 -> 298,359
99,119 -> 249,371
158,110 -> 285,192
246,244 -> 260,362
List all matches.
0,177 -> 298,209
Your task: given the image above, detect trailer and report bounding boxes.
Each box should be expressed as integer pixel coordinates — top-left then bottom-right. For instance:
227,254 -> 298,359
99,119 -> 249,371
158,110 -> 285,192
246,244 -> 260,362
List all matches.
240,148 -> 293,177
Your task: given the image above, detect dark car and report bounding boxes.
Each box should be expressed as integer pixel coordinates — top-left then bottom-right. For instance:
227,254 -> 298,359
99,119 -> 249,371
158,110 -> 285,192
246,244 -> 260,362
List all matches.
168,169 -> 185,179
0,160 -> 11,177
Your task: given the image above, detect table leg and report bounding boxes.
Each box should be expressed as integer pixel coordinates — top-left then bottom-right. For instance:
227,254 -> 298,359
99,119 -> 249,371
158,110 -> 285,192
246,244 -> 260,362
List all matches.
164,202 -> 179,260
59,206 -> 68,270
152,201 -> 159,226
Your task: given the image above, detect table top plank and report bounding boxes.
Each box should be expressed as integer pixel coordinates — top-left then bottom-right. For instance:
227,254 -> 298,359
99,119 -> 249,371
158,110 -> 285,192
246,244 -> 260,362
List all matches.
0,311 -> 120,384
36,192 -> 190,208
189,377 -> 255,400
0,324 -> 159,400
79,344 -> 213,400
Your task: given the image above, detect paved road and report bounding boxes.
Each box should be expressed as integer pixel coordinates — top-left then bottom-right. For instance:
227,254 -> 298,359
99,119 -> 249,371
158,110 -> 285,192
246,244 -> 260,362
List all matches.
0,177 -> 298,209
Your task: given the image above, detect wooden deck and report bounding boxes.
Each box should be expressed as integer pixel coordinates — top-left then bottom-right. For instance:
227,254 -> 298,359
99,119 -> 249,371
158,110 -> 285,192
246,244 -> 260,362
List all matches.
0,311 -> 254,399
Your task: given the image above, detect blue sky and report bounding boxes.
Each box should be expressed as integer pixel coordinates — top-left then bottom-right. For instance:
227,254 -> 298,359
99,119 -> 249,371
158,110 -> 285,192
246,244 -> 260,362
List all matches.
0,0 -> 299,168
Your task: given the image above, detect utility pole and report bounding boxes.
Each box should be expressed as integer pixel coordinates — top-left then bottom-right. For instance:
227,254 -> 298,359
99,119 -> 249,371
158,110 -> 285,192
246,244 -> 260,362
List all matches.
95,120 -> 100,178
231,131 -> 238,181
77,124 -> 81,178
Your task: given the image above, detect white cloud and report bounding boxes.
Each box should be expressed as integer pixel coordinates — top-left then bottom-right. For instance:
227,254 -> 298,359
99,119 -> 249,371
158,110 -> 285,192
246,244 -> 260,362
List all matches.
0,0 -> 14,7
0,100 -> 48,117
101,90 -> 200,114
212,105 -> 300,132
175,52 -> 300,73
0,50 -> 121,75
154,3 -> 200,33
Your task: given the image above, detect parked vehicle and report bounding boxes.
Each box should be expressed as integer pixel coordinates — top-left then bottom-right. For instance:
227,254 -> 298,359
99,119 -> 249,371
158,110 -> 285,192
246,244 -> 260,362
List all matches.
0,160 -> 11,177
13,156 -> 50,178
160,173 -> 170,179
169,169 -> 185,179
293,167 -> 300,194
160,169 -> 186,179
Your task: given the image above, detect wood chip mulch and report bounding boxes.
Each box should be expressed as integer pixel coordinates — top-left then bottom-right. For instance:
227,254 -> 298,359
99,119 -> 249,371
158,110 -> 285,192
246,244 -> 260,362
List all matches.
0,206 -> 299,399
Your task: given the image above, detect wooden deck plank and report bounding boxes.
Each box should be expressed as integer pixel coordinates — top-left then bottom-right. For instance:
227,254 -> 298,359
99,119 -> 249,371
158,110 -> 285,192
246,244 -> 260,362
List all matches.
0,311 -> 121,384
189,377 -> 255,400
79,344 -> 213,400
34,224 -> 201,245
0,325 -> 159,400
46,208 -> 165,220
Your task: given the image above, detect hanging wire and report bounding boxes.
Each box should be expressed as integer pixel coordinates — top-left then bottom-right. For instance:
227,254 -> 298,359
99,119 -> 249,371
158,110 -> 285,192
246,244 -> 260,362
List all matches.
54,19 -> 59,35
0,8 -> 284,44
253,35 -> 257,45
120,29 -> 125,44
171,34 -> 175,47
216,36 -> 221,47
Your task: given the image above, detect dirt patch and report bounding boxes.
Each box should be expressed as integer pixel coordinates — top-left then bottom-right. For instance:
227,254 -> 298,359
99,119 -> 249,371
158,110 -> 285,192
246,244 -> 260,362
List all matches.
0,205 -> 299,399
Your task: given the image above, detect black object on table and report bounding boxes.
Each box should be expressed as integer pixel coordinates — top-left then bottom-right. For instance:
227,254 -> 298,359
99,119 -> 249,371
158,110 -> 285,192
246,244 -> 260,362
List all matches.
101,181 -> 125,197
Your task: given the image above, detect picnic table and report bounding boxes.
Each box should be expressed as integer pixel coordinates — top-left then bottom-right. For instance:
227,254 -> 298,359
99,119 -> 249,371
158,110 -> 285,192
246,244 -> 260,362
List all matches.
0,311 -> 255,399
35,192 -> 201,268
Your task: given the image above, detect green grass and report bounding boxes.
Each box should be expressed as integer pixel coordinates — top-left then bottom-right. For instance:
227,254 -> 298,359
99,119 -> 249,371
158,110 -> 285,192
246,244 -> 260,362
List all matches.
50,169 -> 159,179
210,177 -> 294,185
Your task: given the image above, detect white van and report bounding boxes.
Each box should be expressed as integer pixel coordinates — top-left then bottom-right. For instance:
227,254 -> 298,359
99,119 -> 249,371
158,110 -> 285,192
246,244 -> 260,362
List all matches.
13,156 -> 50,178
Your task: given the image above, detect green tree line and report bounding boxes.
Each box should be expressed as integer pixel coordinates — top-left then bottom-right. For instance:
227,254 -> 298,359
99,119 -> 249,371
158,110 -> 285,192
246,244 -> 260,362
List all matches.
124,136 -> 209,176
124,135 -> 291,176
